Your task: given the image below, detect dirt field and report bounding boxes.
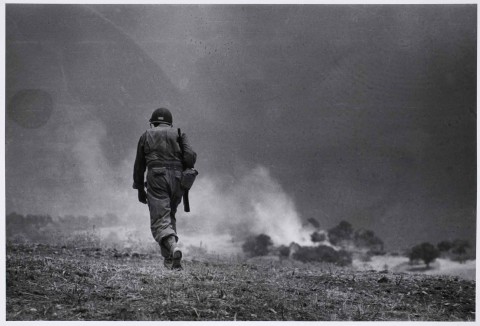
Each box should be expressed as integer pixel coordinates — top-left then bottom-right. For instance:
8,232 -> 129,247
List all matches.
6,241 -> 475,321
353,255 -> 476,281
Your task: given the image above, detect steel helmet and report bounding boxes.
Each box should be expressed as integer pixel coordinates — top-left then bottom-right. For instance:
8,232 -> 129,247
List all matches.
149,108 -> 172,125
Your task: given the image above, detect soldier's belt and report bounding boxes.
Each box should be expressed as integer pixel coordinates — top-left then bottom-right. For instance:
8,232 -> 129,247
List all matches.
147,162 -> 183,170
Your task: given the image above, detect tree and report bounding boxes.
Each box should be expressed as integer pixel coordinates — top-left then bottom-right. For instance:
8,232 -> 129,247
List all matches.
451,239 -> 471,255
311,231 -> 326,243
353,229 -> 384,253
437,240 -> 453,252
409,242 -> 440,268
328,220 -> 353,246
451,239 -> 471,263
242,234 -> 273,257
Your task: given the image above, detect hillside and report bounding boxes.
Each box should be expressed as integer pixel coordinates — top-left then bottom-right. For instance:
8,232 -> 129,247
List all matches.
6,241 -> 475,321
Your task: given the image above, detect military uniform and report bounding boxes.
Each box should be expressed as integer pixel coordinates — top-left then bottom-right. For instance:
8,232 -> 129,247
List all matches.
133,108 -> 196,269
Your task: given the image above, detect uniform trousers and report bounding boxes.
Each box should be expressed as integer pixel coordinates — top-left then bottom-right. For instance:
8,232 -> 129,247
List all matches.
146,166 -> 184,258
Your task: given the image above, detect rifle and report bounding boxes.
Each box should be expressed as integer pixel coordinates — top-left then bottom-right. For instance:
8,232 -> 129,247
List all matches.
183,190 -> 190,213
177,128 -> 198,212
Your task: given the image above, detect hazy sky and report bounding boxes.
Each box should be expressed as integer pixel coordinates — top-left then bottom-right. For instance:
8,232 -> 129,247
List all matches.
5,4 -> 476,250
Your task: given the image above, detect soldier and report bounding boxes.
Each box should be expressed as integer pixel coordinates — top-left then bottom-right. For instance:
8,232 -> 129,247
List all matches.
133,108 -> 197,270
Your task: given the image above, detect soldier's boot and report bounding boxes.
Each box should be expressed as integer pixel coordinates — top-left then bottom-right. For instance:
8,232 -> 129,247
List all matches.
164,235 -> 183,270
163,256 -> 173,270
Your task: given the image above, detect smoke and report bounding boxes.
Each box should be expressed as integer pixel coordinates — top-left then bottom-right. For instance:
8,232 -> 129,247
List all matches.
38,116 -> 314,255
178,166 -> 315,253
46,117 -> 140,219
6,92 -> 319,255
6,4 -> 477,254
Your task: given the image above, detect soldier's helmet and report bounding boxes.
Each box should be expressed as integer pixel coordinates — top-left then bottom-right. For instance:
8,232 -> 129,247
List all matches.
149,108 -> 173,125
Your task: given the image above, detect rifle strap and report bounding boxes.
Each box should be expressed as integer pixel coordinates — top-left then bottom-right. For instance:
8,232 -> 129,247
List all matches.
177,128 -> 185,168
177,128 -> 190,212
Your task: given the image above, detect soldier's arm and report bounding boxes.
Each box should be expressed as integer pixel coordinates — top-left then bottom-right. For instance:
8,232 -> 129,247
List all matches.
133,133 -> 147,189
180,132 -> 197,169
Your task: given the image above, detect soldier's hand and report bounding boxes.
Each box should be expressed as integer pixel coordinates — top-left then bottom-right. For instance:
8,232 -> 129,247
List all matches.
138,189 -> 147,204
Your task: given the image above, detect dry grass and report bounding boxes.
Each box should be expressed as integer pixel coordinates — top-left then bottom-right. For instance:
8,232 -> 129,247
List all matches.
6,240 -> 476,321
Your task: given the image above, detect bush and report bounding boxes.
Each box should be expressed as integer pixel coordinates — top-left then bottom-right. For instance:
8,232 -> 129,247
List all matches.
409,242 -> 439,268
354,229 -> 384,253
310,231 -> 326,243
328,221 -> 353,246
278,245 -> 290,258
451,239 -> 472,263
292,245 -> 352,266
242,234 -> 273,257
436,239 -> 472,263
437,240 -> 453,252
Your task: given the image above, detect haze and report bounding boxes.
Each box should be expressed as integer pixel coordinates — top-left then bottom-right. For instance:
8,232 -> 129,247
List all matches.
5,4 -> 476,251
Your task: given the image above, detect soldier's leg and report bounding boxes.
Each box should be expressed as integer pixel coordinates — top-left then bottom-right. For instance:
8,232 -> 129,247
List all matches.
147,194 -> 179,253
170,169 -> 184,223
168,169 -> 185,270
146,168 -> 178,258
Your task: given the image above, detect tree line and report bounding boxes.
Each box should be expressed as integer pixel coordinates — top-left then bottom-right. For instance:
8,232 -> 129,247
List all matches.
409,239 -> 472,267
241,220 -> 473,267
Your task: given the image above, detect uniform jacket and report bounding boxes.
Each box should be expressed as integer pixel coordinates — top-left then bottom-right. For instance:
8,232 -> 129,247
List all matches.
133,124 -> 197,190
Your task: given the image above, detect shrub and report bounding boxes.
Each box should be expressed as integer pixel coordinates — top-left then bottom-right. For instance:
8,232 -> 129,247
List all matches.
278,245 -> 290,258
292,245 -> 352,266
435,239 -> 472,263
354,229 -> 384,253
451,239 -> 472,263
310,231 -> 326,243
328,221 -> 353,246
409,242 -> 439,268
451,239 -> 471,255
242,234 -> 273,257
437,240 -> 453,252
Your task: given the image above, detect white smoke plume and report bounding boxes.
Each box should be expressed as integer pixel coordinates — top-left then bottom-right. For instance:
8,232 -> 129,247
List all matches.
72,123 -> 317,252
178,166 -> 315,254
67,119 -> 142,219
22,118 -> 317,255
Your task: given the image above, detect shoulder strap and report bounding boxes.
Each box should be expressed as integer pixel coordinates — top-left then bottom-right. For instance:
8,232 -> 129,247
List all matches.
177,128 -> 183,151
177,128 -> 186,169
